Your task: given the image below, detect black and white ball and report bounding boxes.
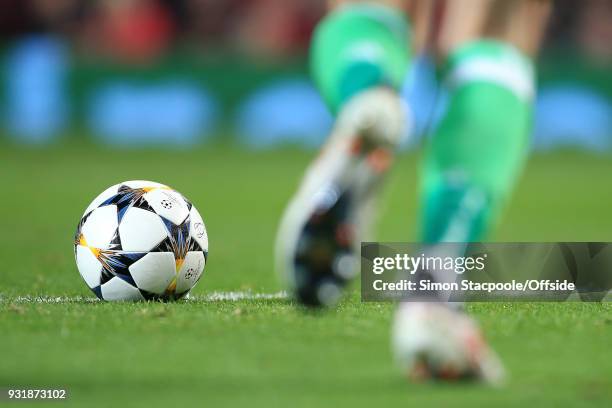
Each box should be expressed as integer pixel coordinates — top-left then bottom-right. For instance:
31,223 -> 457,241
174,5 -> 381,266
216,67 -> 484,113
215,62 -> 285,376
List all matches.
74,180 -> 208,301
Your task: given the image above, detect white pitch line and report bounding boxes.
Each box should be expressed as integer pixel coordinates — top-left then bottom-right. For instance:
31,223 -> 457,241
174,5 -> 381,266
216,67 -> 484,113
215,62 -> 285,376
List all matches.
0,291 -> 288,304
192,291 -> 288,302
3,295 -> 98,304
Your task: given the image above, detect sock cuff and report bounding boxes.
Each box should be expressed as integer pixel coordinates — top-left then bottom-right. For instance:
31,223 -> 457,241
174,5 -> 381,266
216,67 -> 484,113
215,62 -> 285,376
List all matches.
443,40 -> 535,102
311,3 -> 411,112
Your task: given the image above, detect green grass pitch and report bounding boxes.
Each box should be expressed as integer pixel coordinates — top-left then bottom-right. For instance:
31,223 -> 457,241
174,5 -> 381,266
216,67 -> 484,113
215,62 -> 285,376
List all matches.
0,142 -> 611,407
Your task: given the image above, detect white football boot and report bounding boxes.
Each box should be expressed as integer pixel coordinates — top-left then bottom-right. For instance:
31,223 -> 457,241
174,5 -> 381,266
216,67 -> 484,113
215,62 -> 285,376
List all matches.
392,302 -> 506,384
275,87 -> 407,307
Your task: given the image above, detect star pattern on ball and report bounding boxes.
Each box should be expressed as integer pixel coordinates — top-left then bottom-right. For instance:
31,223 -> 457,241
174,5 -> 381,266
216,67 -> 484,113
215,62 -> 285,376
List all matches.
76,231 -> 147,288
152,215 -> 205,296
99,184 -> 172,223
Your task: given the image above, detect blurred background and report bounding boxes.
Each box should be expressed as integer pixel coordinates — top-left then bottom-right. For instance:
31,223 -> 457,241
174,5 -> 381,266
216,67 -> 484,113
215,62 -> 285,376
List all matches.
0,0 -> 610,151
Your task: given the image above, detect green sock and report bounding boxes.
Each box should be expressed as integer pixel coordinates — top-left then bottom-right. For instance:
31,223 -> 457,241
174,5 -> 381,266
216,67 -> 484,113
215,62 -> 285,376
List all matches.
420,40 -> 535,242
310,3 -> 411,113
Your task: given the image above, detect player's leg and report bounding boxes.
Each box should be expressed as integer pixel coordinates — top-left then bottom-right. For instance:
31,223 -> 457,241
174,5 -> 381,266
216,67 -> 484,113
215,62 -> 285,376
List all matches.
276,0 -> 412,306
420,0 -> 551,244
311,0 -> 411,112
394,0 -> 552,382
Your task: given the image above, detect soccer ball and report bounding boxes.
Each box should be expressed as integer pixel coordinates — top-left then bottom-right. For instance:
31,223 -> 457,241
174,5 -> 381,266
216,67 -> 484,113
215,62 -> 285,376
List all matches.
74,180 -> 208,301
